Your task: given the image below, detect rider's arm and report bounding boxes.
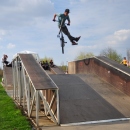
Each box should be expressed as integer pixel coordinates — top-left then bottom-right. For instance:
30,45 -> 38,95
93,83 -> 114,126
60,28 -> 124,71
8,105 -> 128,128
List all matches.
67,16 -> 70,25
53,14 -> 57,21
68,20 -> 70,25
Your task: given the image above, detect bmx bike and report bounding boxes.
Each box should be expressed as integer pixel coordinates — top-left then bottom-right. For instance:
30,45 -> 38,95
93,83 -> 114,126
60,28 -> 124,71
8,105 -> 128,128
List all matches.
55,20 -> 67,54
57,27 -> 67,54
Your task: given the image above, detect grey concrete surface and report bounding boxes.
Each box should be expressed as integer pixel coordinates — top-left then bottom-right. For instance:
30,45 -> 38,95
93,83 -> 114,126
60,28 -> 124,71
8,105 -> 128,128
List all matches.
3,66 -> 13,86
19,54 -> 57,90
50,74 -> 125,124
51,66 -> 65,74
41,120 -> 130,130
77,74 -> 130,118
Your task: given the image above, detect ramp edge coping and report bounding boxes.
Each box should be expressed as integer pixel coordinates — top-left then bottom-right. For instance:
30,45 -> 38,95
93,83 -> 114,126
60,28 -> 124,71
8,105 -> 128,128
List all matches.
95,56 -> 130,77
60,117 -> 130,126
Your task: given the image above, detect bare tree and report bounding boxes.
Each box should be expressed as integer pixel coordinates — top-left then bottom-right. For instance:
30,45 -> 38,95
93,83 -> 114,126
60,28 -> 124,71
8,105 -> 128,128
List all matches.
40,56 -> 53,62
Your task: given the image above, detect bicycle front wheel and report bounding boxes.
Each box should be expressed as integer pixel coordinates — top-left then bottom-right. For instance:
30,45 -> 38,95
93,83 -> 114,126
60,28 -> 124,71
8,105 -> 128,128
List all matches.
60,39 -> 64,54
62,45 -> 64,54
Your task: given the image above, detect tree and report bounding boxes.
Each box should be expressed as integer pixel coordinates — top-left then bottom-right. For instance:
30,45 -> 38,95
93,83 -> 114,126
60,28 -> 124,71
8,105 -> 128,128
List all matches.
75,52 -> 94,60
100,47 -> 122,63
127,49 -> 130,61
40,56 -> 53,62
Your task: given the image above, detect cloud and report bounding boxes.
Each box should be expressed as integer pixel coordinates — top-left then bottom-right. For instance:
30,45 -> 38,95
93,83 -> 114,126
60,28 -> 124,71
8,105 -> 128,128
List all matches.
114,29 -> 130,41
0,0 -> 130,67
66,44 -> 98,61
7,43 -> 16,49
0,46 -> 3,49
0,0 -> 54,29
67,29 -> 130,59
0,0 -> 54,16
80,0 -> 89,3
0,29 -> 9,42
0,29 -> 7,39
0,29 -> 7,36
106,29 -> 130,45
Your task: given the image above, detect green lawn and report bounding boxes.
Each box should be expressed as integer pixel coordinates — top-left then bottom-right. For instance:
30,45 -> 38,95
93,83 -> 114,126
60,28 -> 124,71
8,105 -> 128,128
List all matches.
0,77 -> 32,130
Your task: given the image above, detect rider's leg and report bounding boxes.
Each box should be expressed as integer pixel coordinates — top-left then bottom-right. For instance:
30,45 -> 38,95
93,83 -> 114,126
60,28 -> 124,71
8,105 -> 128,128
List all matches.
61,26 -> 76,43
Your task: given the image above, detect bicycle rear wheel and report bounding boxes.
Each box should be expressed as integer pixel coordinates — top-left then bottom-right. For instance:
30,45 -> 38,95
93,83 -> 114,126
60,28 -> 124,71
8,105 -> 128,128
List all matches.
60,32 -> 65,54
61,41 -> 64,54
62,45 -> 64,54
60,38 -> 64,54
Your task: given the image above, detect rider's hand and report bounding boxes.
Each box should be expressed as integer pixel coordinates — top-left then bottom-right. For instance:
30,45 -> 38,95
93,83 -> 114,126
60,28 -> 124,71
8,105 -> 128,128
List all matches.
53,19 -> 56,22
67,23 -> 70,26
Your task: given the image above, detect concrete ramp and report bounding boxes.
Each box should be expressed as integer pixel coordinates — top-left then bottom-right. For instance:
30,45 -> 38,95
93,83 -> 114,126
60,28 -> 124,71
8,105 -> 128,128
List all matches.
51,66 -> 65,74
19,54 -> 57,90
2,66 -> 13,97
3,54 -> 130,126
77,73 -> 130,118
3,66 -> 13,87
12,54 -> 59,126
50,74 -> 125,125
96,56 -> 130,75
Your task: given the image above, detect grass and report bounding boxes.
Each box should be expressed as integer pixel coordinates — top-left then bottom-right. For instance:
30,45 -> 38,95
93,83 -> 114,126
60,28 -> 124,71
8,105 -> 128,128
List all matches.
0,77 -> 32,130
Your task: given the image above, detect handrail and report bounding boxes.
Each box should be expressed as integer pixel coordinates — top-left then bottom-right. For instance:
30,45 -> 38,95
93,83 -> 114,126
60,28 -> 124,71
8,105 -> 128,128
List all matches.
12,53 -> 60,127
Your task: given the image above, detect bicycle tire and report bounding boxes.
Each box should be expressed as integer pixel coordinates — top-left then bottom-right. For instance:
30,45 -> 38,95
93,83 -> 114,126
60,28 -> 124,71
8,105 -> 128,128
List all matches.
61,41 -> 64,54
60,36 -> 64,54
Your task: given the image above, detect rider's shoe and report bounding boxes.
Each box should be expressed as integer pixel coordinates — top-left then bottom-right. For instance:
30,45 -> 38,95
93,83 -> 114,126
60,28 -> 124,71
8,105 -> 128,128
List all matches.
72,41 -> 78,45
75,36 -> 81,42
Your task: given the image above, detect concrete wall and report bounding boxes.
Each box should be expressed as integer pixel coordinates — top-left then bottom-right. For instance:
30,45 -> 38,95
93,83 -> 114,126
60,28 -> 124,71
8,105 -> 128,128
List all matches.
68,57 -> 130,96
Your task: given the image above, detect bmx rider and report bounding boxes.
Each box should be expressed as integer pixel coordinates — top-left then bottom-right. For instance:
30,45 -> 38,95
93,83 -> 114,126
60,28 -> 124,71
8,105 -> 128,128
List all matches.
53,9 -> 81,45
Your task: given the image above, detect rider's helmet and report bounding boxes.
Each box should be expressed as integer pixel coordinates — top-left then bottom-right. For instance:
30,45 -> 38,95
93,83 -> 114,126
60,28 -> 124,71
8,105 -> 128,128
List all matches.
65,9 -> 70,13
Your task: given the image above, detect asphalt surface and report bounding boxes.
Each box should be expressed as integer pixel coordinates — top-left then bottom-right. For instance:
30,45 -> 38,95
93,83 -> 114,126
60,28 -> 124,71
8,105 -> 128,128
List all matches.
50,74 -> 126,125
51,66 -> 65,74
41,120 -> 130,130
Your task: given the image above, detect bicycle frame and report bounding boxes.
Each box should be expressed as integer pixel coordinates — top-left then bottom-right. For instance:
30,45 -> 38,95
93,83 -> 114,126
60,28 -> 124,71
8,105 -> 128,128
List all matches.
57,20 -> 67,54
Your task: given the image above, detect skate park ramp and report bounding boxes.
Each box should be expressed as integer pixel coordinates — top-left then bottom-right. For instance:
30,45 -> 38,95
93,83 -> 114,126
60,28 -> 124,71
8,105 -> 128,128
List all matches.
63,56 -> 130,125
96,56 -> 130,74
50,66 -> 65,74
3,66 -> 13,87
3,54 -> 130,126
18,54 -> 57,90
77,73 -> 130,118
2,66 -> 13,97
50,74 -> 128,125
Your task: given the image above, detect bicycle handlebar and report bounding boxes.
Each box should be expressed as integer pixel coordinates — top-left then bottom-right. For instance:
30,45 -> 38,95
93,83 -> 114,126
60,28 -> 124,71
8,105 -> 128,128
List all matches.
53,20 -> 70,26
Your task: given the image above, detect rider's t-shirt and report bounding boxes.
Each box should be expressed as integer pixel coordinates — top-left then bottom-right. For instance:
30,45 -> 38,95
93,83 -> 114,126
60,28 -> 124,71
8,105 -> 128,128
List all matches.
57,14 -> 70,27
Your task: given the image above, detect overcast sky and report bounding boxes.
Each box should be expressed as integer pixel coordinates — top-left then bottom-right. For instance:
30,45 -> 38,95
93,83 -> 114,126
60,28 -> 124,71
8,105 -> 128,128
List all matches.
0,0 -> 130,67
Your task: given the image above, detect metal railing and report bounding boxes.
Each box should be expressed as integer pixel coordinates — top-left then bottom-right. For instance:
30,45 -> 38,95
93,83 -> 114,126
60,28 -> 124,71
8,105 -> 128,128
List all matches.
12,54 -> 59,127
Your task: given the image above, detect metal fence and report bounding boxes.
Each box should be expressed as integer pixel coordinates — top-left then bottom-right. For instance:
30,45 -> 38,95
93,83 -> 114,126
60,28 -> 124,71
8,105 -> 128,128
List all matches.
12,54 -> 59,127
